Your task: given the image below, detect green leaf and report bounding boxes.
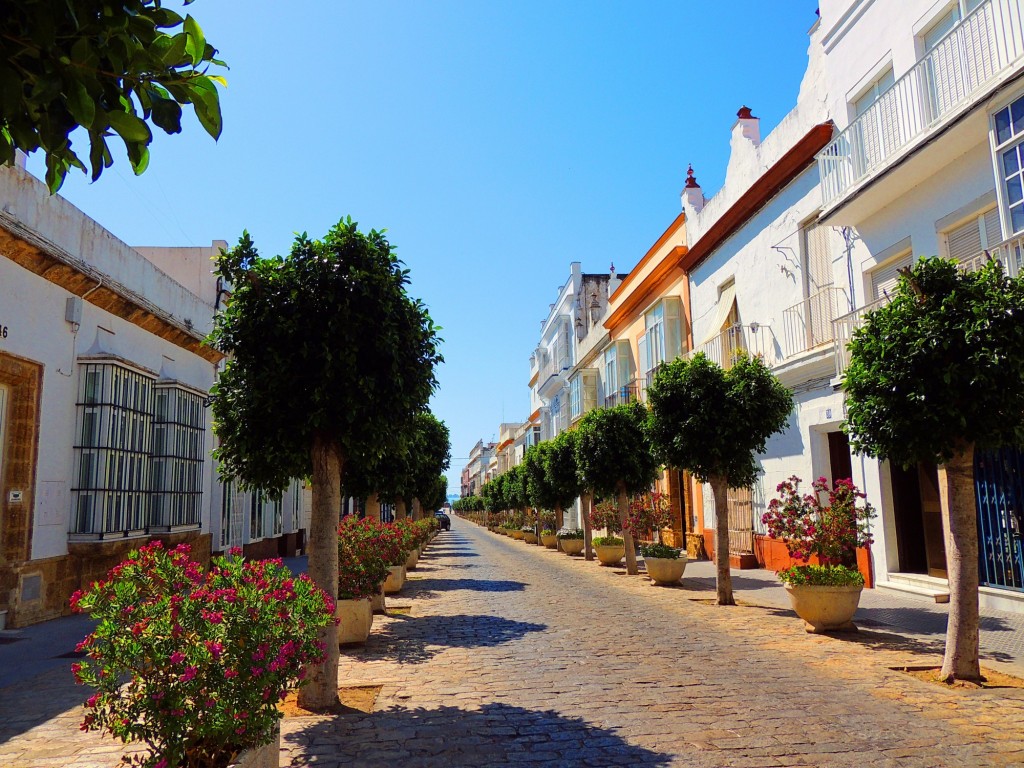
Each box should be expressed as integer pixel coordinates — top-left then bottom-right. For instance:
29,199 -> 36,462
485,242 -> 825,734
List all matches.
66,81 -> 95,127
150,97 -> 182,134
184,15 -> 206,66
106,110 -> 152,143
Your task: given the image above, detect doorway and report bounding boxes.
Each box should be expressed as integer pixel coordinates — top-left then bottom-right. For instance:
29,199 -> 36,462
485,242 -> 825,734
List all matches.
826,431 -> 853,484
890,461 -> 947,577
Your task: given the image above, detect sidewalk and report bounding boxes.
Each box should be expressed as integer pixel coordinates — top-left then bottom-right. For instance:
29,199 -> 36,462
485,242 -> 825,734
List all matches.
677,559 -> 1024,678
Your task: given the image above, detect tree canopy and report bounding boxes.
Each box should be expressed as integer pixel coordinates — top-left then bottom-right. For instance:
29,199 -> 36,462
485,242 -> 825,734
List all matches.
543,430 -> 583,511
574,402 -> 659,498
844,257 -> 1024,465
410,412 -> 451,504
210,218 -> 443,496
1,0 -> 226,192
646,352 -> 793,487
522,443 -> 558,511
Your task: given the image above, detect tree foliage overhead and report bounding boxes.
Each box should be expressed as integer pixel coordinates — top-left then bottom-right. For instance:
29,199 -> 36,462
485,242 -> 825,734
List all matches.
646,352 -> 793,487
1,0 -> 226,192
844,257 -> 1024,465
574,402 -> 660,497
209,218 -> 443,495
503,464 -> 529,510
522,443 -> 559,511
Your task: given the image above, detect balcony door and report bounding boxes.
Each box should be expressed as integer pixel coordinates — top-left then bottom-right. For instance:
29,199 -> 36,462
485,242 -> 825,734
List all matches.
801,222 -> 836,349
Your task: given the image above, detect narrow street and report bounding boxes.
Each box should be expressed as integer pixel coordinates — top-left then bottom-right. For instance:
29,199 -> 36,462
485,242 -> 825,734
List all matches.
283,519 -> 1024,767
3,517 -> 1024,767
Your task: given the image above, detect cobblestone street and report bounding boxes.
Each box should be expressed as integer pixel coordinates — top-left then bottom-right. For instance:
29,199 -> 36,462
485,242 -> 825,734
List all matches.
4,518 -> 1024,767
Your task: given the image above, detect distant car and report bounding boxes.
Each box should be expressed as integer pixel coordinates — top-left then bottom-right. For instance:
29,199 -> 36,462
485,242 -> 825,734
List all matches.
434,510 -> 451,530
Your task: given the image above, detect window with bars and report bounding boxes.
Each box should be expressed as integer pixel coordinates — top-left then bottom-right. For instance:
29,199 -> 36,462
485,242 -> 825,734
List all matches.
72,363 -> 154,537
150,385 -> 205,530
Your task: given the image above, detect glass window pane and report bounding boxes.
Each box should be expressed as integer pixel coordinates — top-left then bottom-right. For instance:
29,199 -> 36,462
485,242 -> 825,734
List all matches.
1008,176 -> 1023,205
1011,203 -> 1024,234
1012,98 -> 1024,137
997,107 -> 1013,144
1003,146 -> 1020,175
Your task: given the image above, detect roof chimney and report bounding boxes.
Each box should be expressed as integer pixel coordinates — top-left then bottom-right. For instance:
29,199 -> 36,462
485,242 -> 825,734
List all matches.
681,164 -> 705,216
607,262 -> 622,296
734,105 -> 761,147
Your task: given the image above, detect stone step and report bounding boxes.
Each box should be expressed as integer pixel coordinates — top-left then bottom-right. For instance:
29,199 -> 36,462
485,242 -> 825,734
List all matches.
876,574 -> 950,604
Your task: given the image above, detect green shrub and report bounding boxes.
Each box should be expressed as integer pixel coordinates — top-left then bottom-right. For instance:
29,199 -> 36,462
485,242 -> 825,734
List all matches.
557,528 -> 584,540
592,535 -> 624,547
777,564 -> 865,587
639,542 -> 682,560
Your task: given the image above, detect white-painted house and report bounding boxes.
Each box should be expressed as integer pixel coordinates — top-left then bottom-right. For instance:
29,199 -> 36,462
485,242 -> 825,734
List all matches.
813,0 -> 1024,609
0,163 -> 307,628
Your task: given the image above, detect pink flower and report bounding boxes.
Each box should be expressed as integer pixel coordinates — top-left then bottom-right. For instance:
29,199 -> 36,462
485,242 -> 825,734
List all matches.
169,651 -> 185,665
181,666 -> 198,683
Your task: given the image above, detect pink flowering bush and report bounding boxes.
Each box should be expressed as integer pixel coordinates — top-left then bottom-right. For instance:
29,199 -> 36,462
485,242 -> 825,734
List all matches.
589,499 -> 622,534
626,491 -> 672,539
338,516 -> 403,600
761,476 -> 876,586
70,541 -> 334,768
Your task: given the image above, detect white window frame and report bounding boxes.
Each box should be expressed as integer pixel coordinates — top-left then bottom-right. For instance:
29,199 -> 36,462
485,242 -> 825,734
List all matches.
569,374 -> 582,421
991,90 -> 1024,237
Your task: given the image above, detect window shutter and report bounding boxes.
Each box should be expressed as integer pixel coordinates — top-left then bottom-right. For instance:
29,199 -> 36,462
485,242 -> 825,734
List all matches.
662,296 -> 684,359
638,334 -> 649,377
615,340 -> 633,384
869,253 -> 912,301
983,207 -> 1003,248
946,216 -> 983,262
803,222 -> 834,295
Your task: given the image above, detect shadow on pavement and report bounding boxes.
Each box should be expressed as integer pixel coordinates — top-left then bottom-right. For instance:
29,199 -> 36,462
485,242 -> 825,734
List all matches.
283,702 -> 675,767
406,578 -> 527,594
350,614 -> 547,665
854,605 -> 1015,635
682,573 -> 783,592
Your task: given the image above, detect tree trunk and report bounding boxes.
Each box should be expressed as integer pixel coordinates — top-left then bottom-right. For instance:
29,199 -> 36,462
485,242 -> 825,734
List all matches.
535,507 -> 542,546
938,445 -> 983,682
395,498 -> 407,520
411,498 -> 422,521
582,491 -> 594,561
710,474 -> 734,606
297,434 -> 341,710
616,481 -> 639,575
555,503 -> 564,531
365,492 -> 381,521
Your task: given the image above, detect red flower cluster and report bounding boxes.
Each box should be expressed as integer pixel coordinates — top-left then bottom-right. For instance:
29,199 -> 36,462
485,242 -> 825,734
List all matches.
70,540 -> 333,768
625,491 -> 672,538
761,476 -> 875,566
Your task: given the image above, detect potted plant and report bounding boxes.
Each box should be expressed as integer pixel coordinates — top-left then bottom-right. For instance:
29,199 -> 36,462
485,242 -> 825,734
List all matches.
337,516 -> 401,643
522,525 -> 538,544
70,542 -> 333,768
590,500 -> 626,566
762,476 -> 876,633
640,542 -> 687,585
384,519 -> 417,594
537,512 -> 558,548
557,528 -> 585,555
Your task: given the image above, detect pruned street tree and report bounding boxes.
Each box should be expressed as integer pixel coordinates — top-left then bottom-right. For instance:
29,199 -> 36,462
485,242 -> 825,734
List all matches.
210,218 -> 441,708
543,430 -> 585,545
409,412 -> 451,520
844,256 -> 1024,683
523,443 -> 556,546
2,0 -> 226,191
647,352 -> 792,604
574,402 -> 660,575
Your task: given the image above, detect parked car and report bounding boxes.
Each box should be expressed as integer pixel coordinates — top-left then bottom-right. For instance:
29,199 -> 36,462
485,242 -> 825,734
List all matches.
434,510 -> 451,530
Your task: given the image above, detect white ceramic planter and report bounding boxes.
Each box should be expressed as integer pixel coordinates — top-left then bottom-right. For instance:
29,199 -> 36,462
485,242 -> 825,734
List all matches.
594,543 -> 626,566
405,548 -> 419,570
645,555 -> 688,585
785,583 -> 863,633
560,539 -> 585,555
384,564 -> 406,594
336,597 -> 373,644
227,727 -> 280,768
540,534 -> 558,548
370,586 -> 385,613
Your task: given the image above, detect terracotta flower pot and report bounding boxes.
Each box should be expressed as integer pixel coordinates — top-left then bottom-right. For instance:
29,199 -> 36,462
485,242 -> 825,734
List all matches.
560,539 -> 585,555
784,583 -> 863,633
540,534 -> 558,548
336,597 -> 373,644
384,564 -> 406,594
594,543 -> 625,566
645,555 -> 688,585
511,530 -> 525,540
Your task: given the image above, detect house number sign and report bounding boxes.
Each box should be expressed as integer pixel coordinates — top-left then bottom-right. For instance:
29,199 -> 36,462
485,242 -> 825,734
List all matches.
0,323 -> 7,339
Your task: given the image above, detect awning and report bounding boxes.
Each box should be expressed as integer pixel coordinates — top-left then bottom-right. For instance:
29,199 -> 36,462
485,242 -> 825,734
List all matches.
701,282 -> 736,345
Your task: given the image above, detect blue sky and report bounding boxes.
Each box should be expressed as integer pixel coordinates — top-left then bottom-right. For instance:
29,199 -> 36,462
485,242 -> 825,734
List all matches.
29,1 -> 819,494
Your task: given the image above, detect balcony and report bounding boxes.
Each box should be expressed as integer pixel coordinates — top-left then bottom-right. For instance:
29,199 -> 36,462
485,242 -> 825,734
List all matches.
604,383 -> 639,408
781,286 -> 848,358
687,324 -> 782,371
833,234 -> 1024,376
818,0 -> 1024,210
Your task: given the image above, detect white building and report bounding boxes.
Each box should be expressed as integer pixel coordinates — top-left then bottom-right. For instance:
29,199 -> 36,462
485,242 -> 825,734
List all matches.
813,0 -> 1024,609
0,163 -> 306,628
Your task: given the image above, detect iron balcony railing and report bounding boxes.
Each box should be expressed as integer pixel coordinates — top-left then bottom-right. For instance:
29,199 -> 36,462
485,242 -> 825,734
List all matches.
604,383 -> 639,408
687,324 -> 782,371
781,286 -> 848,359
833,234 -> 1024,376
818,0 -> 1024,208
